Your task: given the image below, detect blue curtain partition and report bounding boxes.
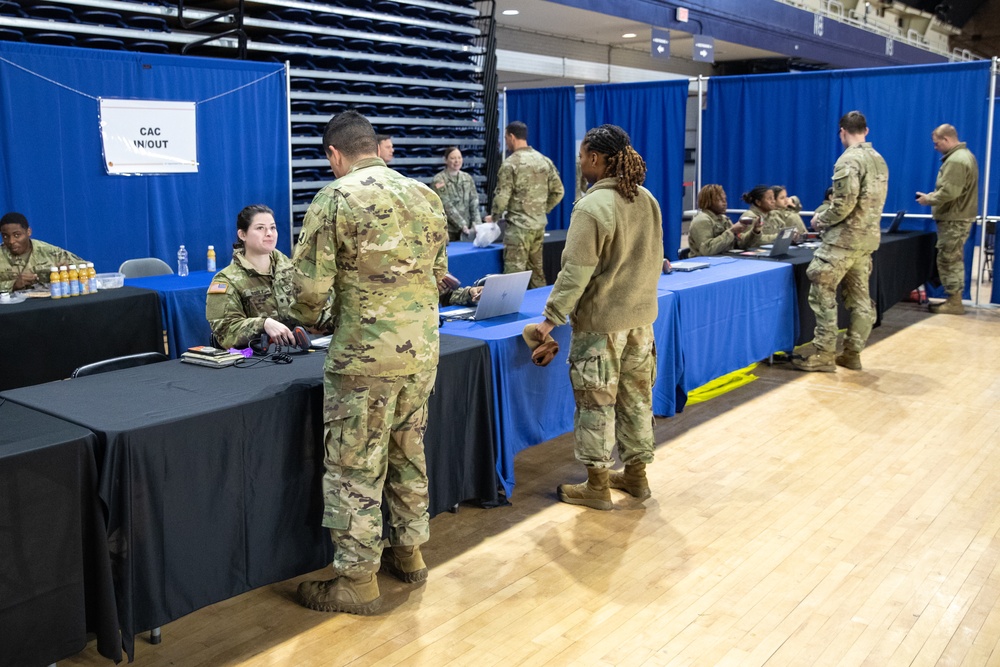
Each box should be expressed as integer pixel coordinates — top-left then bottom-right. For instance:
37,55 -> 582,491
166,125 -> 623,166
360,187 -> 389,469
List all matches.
0,42 -> 289,275
704,60 -> 992,300
585,79 -> 689,259
505,86 -> 577,230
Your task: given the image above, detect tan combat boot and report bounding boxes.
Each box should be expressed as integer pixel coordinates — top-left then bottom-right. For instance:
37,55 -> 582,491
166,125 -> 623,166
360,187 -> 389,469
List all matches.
792,350 -> 836,372
608,463 -> 651,500
380,545 -> 428,583
835,349 -> 862,370
929,294 -> 965,315
297,572 -> 381,615
557,467 -> 612,510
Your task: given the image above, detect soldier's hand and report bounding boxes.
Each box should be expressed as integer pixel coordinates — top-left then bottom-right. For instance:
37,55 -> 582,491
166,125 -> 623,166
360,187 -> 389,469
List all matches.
533,318 -> 556,341
469,286 -> 483,303
915,192 -> 931,206
13,271 -> 37,290
263,318 -> 295,346
730,221 -> 747,236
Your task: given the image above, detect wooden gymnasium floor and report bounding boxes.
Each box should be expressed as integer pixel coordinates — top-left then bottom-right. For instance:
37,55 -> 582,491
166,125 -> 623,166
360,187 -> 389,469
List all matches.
66,300 -> 1000,667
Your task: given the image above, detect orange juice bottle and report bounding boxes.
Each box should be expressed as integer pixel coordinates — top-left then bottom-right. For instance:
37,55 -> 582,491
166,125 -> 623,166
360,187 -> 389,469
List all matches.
68,264 -> 80,297
59,265 -> 69,295
87,262 -> 98,292
49,266 -> 62,299
79,262 -> 90,295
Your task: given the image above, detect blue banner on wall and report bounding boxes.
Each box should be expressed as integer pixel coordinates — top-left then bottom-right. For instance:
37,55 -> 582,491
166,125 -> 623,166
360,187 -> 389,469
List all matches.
0,42 -> 289,275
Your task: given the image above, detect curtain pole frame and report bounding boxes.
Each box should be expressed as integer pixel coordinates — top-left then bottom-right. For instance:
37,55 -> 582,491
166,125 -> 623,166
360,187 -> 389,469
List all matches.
285,60 -> 293,244
976,57 -> 997,307
501,86 -> 508,160
696,75 -> 705,197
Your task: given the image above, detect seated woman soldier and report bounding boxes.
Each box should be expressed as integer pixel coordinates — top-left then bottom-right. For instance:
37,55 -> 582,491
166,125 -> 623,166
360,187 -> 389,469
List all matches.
206,204 -> 298,349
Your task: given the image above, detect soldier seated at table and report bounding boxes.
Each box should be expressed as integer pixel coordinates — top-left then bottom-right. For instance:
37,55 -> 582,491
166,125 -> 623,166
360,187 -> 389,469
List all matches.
206,204 -> 300,349
436,272 -> 482,307
764,185 -> 808,243
0,212 -> 84,292
688,184 -> 759,256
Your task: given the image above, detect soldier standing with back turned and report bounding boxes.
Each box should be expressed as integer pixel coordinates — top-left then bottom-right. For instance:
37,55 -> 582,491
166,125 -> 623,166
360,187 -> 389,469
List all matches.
290,110 -> 447,615
794,111 -> 888,373
489,121 -> 564,289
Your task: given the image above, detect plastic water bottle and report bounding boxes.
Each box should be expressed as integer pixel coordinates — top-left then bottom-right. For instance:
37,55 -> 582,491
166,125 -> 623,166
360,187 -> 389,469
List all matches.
49,266 -> 62,299
207,245 -> 216,273
177,245 -> 189,276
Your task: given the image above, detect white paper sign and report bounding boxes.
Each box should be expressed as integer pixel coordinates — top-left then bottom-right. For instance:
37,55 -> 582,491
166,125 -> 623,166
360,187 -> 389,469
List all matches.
99,99 -> 198,174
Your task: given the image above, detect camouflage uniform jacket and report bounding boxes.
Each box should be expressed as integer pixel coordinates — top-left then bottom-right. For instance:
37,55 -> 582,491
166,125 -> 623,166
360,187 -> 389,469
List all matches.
431,169 -> 480,238
736,205 -> 767,247
291,156 -> 447,377
927,142 -> 979,222
0,239 -> 83,292
761,209 -> 809,243
543,177 -> 662,333
205,248 -> 295,349
689,209 -> 754,257
491,146 -> 564,231
814,142 -> 889,253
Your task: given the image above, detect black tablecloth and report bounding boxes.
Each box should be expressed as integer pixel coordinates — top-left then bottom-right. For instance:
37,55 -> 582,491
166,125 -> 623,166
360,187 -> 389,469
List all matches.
871,231 -> 936,312
0,402 -> 120,667
542,229 -> 567,285
0,286 -> 163,391
738,231 -> 935,345
1,334 -> 496,659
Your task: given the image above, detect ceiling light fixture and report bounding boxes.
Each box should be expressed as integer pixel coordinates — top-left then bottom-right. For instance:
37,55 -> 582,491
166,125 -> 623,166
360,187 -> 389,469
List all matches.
622,32 -> 637,38
502,9 -> 520,15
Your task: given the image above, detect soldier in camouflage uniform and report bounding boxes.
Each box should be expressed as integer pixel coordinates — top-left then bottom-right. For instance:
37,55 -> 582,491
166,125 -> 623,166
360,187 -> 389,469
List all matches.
688,184 -> 759,256
0,212 -> 84,292
290,111 -> 446,616
432,146 -> 481,242
205,204 -> 298,349
490,121 -> 564,289
916,124 -> 979,315
737,185 -> 773,247
532,125 -> 663,510
765,186 -> 808,241
795,111 -> 888,372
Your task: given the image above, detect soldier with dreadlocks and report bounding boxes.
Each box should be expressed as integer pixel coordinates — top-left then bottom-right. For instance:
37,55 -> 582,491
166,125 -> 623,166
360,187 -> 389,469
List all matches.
531,124 -> 664,510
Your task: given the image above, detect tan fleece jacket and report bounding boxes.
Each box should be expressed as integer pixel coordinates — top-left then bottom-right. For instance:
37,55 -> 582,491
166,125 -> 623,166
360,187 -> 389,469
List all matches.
543,177 -> 663,333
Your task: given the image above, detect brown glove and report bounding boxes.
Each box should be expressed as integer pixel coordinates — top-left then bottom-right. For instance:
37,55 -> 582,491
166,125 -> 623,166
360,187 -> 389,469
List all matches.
522,323 -> 559,367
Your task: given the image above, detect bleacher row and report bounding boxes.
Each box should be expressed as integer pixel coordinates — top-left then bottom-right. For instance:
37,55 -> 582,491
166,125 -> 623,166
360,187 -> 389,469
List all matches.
0,0 -> 492,233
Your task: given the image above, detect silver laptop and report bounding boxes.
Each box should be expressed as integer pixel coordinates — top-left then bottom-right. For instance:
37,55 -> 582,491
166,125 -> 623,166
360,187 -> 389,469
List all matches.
759,227 -> 795,257
444,271 -> 531,321
670,260 -> 711,272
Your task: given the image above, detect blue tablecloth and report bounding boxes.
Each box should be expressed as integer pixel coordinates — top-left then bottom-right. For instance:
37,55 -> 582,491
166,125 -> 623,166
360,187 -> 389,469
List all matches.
445,241 -> 504,287
660,256 -> 796,392
442,285 -> 683,498
125,271 -> 214,358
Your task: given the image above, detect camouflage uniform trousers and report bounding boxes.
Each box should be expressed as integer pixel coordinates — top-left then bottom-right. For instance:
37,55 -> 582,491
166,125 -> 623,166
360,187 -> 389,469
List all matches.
321,367 -> 437,579
806,244 -> 876,354
568,325 -> 657,468
503,224 -> 546,289
935,220 -> 973,296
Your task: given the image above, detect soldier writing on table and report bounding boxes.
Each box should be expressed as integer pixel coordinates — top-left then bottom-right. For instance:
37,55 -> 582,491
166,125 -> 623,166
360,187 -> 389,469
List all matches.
291,111 -> 447,615
794,111 -> 888,373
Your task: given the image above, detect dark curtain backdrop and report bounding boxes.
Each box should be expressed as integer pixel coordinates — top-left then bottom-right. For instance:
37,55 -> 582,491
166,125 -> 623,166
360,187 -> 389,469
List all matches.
585,79 -> 689,259
704,60 -> 991,300
0,42 -> 289,275
505,86 -> 577,230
